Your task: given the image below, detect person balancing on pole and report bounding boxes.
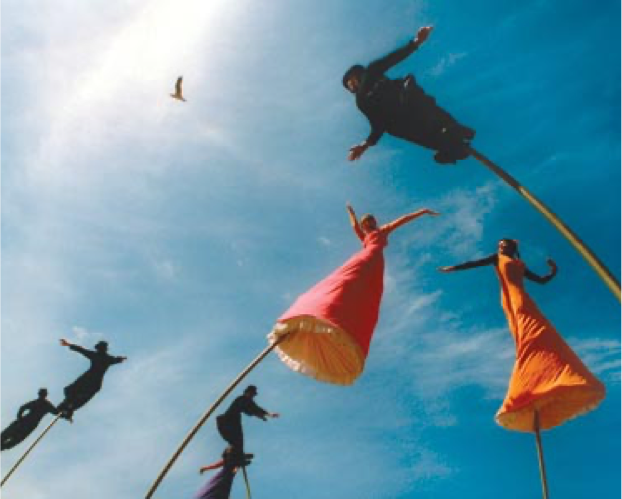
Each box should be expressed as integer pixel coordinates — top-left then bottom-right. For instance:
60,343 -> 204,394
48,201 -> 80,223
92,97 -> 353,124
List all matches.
57,338 -> 127,422
215,385 -> 278,462
343,25 -> 475,164
1,388 -> 59,451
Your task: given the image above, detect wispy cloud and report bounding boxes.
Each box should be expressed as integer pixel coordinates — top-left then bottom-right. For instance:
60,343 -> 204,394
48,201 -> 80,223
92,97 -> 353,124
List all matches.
427,52 -> 467,77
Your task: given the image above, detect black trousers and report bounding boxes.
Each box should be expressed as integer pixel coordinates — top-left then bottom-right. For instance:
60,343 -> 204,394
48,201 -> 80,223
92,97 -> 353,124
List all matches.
1,420 -> 37,451
216,416 -> 244,453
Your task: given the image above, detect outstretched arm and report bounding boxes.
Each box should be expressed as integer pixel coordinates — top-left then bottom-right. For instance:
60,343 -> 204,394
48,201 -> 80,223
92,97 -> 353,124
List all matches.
200,459 -> 224,474
110,355 -> 128,365
60,339 -> 94,360
524,258 -> 557,284
381,208 -> 440,235
367,26 -> 433,75
438,254 -> 498,272
346,204 -> 365,241
47,401 -> 60,416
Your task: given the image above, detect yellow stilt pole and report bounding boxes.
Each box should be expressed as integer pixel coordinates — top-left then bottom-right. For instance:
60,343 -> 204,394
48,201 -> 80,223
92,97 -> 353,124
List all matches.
1,413 -> 62,487
469,148 -> 620,302
144,336 -> 286,499
242,465 -> 252,499
533,411 -> 550,499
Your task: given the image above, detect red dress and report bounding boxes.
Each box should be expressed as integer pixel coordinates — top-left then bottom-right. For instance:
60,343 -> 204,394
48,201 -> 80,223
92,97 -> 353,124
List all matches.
494,254 -> 606,431
268,230 -> 387,385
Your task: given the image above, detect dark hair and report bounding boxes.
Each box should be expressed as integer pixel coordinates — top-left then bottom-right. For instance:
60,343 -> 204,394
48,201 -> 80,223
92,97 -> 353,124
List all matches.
499,238 -> 520,259
342,65 -> 365,89
244,385 -> 258,395
38,388 -> 48,397
95,341 -> 109,352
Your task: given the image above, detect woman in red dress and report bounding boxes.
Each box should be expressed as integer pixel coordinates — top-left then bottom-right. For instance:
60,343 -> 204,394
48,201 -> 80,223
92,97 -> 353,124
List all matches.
269,204 -> 439,385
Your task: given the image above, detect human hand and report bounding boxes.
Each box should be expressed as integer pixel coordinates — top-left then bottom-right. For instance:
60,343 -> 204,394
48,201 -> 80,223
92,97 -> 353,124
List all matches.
546,258 -> 557,273
348,143 -> 368,161
415,26 -> 433,44
423,209 -> 440,216
437,266 -> 453,273
60,339 -> 71,347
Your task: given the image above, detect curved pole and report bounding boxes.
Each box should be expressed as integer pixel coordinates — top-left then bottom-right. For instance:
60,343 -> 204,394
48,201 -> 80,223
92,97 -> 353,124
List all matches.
144,336 -> 286,499
469,148 -> 620,302
1,413 -> 62,487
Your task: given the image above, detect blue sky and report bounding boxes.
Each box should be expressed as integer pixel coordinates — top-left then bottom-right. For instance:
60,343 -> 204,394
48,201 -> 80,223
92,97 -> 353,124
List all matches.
1,1 -> 619,498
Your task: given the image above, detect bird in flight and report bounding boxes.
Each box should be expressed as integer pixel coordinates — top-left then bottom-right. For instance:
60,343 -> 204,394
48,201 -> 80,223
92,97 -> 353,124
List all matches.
170,76 -> 186,102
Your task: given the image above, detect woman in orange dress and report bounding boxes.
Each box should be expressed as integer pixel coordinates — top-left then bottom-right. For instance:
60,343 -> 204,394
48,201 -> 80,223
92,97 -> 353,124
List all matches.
439,238 -> 605,432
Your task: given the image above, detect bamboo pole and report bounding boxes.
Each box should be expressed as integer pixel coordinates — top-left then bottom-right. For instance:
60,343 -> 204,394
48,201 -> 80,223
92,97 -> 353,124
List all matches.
533,411 -> 550,499
144,336 -> 286,499
469,148 -> 620,302
242,465 -> 252,499
1,413 -> 63,487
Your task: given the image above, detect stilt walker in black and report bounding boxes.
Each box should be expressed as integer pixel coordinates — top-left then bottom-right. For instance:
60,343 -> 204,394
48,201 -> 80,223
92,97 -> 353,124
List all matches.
57,339 -> 127,421
215,385 -> 278,460
1,389 -> 59,451
343,25 -> 475,164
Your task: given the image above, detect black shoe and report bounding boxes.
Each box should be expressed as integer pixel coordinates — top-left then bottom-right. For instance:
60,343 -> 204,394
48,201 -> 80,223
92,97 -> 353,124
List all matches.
457,125 -> 475,141
434,145 -> 471,164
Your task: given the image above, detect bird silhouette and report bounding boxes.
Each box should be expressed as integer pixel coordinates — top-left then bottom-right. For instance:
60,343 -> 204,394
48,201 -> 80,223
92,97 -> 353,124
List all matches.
170,76 -> 186,102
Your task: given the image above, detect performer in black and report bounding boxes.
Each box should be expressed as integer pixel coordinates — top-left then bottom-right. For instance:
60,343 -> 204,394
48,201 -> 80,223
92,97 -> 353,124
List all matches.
1,388 -> 59,451
215,385 -> 278,458
343,26 -> 475,164
57,338 -> 127,422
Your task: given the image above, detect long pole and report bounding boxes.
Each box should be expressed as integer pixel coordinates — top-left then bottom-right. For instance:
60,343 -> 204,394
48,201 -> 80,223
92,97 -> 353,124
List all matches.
1,413 -> 63,487
533,410 -> 550,499
242,465 -> 252,499
144,337 -> 286,499
469,148 -> 620,302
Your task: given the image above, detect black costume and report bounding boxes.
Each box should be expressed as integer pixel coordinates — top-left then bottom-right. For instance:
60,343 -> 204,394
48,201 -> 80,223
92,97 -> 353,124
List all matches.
216,395 -> 268,455
57,345 -> 124,420
345,38 -> 475,163
1,397 -> 58,450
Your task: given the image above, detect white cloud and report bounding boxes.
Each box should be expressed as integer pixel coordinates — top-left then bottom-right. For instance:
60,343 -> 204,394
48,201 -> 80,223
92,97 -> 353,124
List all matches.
427,51 -> 467,77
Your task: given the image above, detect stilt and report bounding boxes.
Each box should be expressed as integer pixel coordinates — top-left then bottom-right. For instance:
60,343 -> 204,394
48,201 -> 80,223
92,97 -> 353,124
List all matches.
1,413 -> 62,487
469,147 -> 620,302
144,336 -> 287,498
533,410 -> 550,499
242,465 -> 252,499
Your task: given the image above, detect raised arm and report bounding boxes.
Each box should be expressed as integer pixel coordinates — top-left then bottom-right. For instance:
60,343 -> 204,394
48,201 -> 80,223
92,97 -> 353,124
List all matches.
524,258 -> 557,284
367,26 -> 433,76
346,204 -> 365,242
381,208 -> 440,235
438,254 -> 498,272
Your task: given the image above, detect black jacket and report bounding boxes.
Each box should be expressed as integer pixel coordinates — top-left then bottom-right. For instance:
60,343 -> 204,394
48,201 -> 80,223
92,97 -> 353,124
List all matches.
355,39 -> 456,150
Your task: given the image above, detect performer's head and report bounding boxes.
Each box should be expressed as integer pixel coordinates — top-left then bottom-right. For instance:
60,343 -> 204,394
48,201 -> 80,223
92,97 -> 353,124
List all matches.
360,214 -> 378,233
95,341 -> 109,353
243,385 -> 258,398
342,65 -> 365,93
498,238 -> 520,258
38,388 -> 48,398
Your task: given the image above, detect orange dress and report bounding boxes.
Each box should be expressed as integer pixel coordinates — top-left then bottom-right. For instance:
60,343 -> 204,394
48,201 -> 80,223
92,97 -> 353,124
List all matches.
494,254 -> 605,432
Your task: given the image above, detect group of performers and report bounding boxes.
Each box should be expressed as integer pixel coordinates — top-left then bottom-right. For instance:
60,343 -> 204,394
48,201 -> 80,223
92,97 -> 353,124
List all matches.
3,24 -> 608,499
1,339 -> 126,450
